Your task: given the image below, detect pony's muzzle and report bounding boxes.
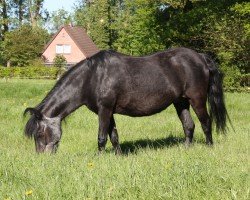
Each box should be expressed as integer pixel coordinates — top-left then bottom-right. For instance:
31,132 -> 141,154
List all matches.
44,142 -> 59,154
36,141 -> 59,154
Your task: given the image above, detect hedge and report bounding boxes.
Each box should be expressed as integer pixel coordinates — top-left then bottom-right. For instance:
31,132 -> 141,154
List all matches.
0,66 -> 249,92
0,66 -> 60,79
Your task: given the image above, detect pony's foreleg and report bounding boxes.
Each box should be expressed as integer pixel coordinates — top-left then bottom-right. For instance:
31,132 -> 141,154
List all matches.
174,99 -> 195,146
108,116 -> 122,155
97,107 -> 113,152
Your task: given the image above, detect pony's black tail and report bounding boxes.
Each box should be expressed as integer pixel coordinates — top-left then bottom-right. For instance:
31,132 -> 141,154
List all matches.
200,53 -> 230,133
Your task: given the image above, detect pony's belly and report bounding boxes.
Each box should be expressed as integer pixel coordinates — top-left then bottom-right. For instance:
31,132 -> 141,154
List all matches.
115,92 -> 173,117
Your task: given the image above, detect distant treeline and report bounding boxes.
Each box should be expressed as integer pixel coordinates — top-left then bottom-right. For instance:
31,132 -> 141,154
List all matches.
0,0 -> 249,89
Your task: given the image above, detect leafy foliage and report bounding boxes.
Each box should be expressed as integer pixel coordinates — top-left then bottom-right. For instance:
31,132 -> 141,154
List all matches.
2,24 -> 49,67
53,54 -> 67,77
74,0 -> 119,49
0,0 -> 48,32
113,0 -> 167,55
74,0 -> 249,88
49,9 -> 72,33
0,0 -> 249,89
0,66 -> 59,79
53,54 -> 67,68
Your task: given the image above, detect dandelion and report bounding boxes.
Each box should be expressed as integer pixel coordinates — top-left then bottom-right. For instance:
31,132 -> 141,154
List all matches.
107,186 -> 114,197
108,186 -> 114,192
165,162 -> 173,170
87,162 -> 94,168
23,102 -> 27,106
25,189 -> 33,196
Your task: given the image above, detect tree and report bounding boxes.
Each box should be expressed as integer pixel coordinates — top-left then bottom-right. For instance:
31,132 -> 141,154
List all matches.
11,0 -> 26,26
163,0 -> 249,88
2,24 -> 49,66
1,0 -> 48,38
27,0 -> 45,27
74,0 -> 121,49
49,9 -> 72,33
0,40 -> 4,65
73,0 -> 249,88
113,0 -> 168,55
0,0 -> 9,40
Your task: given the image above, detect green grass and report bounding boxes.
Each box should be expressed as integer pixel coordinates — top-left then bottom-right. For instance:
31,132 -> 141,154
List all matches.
0,79 -> 249,200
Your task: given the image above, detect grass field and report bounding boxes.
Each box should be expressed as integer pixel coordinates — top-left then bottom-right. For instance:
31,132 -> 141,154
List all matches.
0,79 -> 249,200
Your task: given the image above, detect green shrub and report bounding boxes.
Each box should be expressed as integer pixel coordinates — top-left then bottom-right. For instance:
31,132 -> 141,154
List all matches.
0,65 -> 248,92
29,58 -> 47,68
53,55 -> 67,78
220,64 -> 242,89
240,74 -> 250,87
0,66 -> 59,79
2,25 -> 50,67
53,55 -> 66,68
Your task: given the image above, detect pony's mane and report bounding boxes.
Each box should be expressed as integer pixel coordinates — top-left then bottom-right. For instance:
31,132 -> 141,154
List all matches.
24,115 -> 38,138
35,60 -> 84,111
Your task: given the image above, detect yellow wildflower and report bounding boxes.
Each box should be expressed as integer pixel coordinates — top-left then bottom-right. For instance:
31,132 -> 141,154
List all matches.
165,162 -> 173,170
108,186 -> 114,192
87,162 -> 94,168
25,189 -> 33,196
23,102 -> 27,106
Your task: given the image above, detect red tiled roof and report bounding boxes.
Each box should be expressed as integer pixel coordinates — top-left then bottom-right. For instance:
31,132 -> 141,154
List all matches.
43,25 -> 99,58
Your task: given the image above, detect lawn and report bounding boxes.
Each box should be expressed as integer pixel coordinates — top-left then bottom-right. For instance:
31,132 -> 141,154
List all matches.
0,79 -> 249,200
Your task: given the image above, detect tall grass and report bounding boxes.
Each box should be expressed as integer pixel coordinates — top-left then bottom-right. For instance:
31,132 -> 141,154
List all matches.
0,79 -> 249,199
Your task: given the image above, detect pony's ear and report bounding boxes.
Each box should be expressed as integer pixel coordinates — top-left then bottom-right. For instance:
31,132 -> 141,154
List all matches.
24,107 -> 43,120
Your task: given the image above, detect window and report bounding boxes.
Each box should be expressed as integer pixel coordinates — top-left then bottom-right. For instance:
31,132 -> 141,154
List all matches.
63,45 -> 71,54
56,45 -> 63,54
56,44 -> 71,54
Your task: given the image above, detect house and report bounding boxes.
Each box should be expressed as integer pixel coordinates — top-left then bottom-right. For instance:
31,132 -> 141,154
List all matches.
42,25 -> 99,67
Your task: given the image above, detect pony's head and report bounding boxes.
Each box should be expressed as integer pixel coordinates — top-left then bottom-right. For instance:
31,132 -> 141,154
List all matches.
24,108 -> 62,153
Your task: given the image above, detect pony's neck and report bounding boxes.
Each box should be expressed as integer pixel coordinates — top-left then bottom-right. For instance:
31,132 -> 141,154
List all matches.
38,61 -> 90,119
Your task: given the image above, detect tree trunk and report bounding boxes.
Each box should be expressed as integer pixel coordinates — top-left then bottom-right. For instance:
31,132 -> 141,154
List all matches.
28,0 -> 44,27
7,60 -> 11,67
18,0 -> 24,26
1,0 -> 9,37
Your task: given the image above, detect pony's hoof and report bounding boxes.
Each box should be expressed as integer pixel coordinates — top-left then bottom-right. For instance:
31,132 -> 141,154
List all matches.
115,148 -> 122,155
97,150 -> 105,156
184,140 -> 192,148
206,142 -> 213,147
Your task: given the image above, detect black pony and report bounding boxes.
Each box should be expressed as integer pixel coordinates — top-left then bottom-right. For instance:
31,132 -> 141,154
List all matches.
24,47 -> 228,154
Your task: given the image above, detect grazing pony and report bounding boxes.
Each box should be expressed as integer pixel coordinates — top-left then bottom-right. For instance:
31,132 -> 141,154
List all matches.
24,47 -> 228,154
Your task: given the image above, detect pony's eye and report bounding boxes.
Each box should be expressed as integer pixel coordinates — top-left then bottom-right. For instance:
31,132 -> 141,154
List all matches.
38,130 -> 43,134
36,134 -> 44,139
37,128 -> 45,136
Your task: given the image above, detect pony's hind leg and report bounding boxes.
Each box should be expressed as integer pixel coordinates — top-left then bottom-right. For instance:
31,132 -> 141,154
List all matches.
189,98 -> 213,145
108,116 -> 122,155
174,99 -> 195,146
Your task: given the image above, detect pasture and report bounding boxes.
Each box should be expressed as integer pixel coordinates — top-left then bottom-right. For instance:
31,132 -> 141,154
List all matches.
0,79 -> 249,199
